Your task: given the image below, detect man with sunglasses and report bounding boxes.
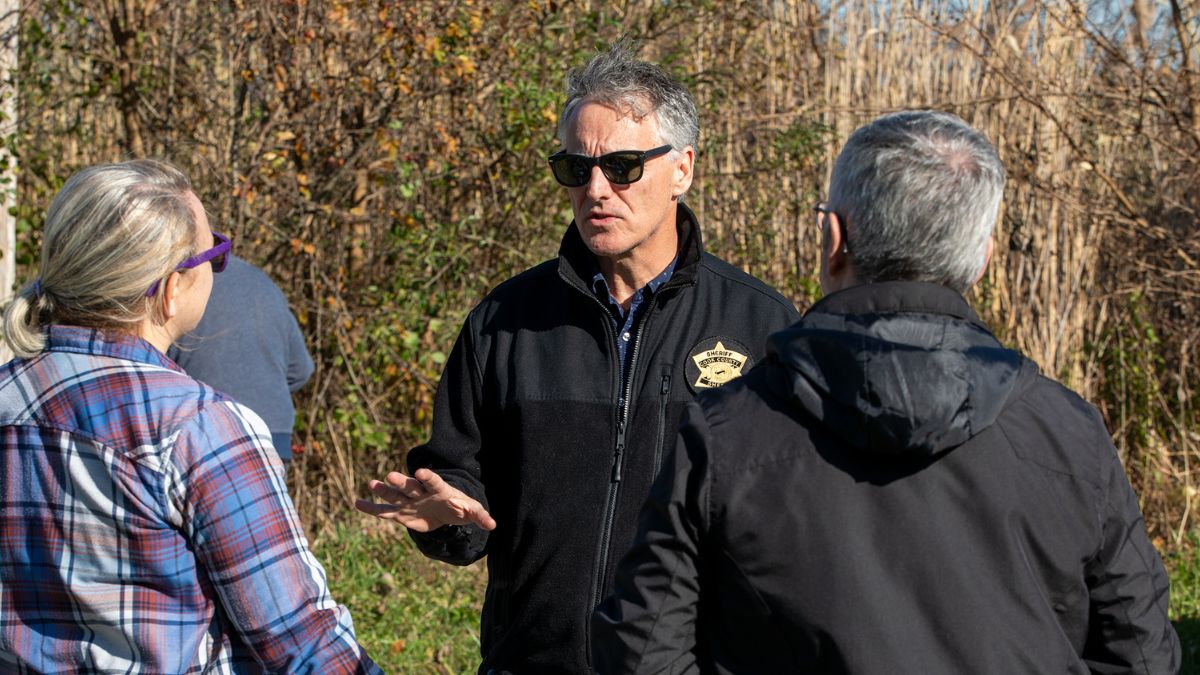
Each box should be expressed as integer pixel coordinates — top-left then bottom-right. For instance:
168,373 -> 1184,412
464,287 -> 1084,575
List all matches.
593,111 -> 1179,673
356,42 -> 799,673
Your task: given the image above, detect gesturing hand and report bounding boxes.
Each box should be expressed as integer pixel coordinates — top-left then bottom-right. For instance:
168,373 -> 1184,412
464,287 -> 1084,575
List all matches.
354,468 -> 497,533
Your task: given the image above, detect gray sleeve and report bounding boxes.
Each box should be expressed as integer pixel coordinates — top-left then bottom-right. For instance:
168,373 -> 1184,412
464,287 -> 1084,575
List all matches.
284,308 -> 314,392
592,402 -> 711,675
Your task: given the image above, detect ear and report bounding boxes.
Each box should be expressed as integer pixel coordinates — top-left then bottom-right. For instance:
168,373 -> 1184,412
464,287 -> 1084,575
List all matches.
160,271 -> 183,322
670,146 -> 695,198
824,211 -> 850,278
971,238 -> 994,287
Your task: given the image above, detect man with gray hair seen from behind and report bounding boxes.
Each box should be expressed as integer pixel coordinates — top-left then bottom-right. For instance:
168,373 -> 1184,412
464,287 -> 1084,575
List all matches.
355,41 -> 799,673
593,110 -> 1180,674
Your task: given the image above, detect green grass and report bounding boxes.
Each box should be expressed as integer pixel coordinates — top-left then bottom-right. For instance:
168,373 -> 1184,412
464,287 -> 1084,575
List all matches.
312,524 -> 485,674
1170,536 -> 1200,674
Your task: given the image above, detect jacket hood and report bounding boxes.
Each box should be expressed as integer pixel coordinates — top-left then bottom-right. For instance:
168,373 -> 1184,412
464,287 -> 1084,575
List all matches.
768,281 -> 1030,456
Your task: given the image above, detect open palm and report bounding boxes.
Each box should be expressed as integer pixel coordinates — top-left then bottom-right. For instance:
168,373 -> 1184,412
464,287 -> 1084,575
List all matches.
355,468 -> 496,532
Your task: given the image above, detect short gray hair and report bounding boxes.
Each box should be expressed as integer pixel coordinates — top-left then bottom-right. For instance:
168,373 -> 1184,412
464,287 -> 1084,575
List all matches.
2,159 -> 198,357
828,110 -> 1005,293
557,40 -> 699,156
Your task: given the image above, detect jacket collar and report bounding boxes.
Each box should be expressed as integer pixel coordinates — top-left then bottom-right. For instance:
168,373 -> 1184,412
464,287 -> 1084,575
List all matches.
557,201 -> 704,293
43,325 -> 184,373
805,280 -> 987,327
769,280 -> 1029,456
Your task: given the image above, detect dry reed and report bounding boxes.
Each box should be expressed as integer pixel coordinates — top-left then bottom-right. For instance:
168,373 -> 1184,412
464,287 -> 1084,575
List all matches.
8,0 -> 1198,548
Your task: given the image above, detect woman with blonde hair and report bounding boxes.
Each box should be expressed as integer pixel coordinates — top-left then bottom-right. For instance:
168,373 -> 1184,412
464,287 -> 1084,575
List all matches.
0,160 -> 379,674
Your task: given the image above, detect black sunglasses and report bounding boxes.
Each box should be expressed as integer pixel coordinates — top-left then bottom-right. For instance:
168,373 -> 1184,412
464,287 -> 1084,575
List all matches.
547,144 -> 672,187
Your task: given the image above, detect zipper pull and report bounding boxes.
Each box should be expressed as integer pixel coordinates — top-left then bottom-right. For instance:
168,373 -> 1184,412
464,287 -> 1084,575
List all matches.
612,420 -> 627,482
661,373 -> 672,395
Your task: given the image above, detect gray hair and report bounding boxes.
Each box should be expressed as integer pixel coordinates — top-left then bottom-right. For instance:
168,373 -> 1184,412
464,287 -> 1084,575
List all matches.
828,110 -> 1006,293
557,40 -> 699,157
2,159 -> 198,357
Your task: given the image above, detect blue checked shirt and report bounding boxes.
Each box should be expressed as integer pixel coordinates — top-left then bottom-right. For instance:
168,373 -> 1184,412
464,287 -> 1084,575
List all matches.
591,257 -> 678,388
0,326 -> 379,674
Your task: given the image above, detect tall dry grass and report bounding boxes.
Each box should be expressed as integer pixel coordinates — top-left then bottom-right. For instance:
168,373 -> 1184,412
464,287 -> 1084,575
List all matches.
676,0 -> 1200,546
8,0 -> 1198,548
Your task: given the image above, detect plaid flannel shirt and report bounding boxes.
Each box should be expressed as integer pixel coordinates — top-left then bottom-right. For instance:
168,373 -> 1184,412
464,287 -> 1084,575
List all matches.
0,326 -> 380,674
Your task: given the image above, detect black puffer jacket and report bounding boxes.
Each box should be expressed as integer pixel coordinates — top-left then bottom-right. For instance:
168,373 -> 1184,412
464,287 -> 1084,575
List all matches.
594,281 -> 1180,674
407,203 -> 800,674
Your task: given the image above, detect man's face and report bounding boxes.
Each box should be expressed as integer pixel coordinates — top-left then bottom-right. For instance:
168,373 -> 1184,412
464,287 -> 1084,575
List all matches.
562,100 -> 693,261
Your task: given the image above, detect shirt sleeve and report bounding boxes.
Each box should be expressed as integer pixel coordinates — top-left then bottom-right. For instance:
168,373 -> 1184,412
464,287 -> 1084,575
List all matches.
1082,437 -> 1181,674
592,401 -> 711,675
170,400 -> 380,674
405,316 -> 491,564
284,308 -> 315,392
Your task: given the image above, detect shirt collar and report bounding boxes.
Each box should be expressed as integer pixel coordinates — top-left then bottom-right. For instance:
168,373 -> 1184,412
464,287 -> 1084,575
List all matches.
44,325 -> 185,373
590,255 -> 679,300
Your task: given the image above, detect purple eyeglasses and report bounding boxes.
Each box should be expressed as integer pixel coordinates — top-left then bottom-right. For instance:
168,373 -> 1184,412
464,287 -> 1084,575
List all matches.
146,232 -> 232,297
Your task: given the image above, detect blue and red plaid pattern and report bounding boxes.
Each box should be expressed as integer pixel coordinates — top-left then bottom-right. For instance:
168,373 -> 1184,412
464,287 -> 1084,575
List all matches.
0,326 -> 379,674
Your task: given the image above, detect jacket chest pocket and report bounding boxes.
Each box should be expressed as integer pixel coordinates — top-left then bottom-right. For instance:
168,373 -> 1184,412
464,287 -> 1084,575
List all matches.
651,364 -> 673,476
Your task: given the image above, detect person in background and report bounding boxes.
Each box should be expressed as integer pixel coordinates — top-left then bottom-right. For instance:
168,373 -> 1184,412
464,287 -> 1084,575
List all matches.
0,159 -> 379,674
593,110 -> 1180,674
355,41 -> 800,673
169,254 -> 315,463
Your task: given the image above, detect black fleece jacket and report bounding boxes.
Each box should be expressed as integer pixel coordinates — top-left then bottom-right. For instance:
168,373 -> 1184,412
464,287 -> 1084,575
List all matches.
593,281 -> 1180,675
406,203 -> 800,674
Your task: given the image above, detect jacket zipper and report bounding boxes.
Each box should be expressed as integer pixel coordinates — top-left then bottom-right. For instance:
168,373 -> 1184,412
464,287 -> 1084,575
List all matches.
563,268 -> 686,667
578,290 -> 622,636
587,297 -> 656,652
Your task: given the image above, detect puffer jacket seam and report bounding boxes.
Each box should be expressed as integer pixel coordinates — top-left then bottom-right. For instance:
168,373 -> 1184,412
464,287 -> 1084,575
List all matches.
993,411 -> 1105,490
